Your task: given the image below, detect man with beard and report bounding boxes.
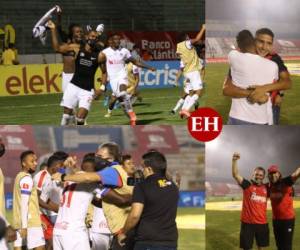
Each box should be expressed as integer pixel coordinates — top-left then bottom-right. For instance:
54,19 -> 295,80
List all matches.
49,21 -> 107,125
267,165 -> 300,250
13,150 -> 45,250
232,152 -> 269,250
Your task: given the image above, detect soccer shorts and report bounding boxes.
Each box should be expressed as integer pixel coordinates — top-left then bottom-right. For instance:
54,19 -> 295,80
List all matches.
40,214 -> 54,240
183,80 -> 193,95
53,230 -> 90,250
273,219 -> 295,250
110,75 -> 128,97
0,238 -> 8,250
62,72 -> 74,93
184,71 -> 203,91
240,222 -> 269,249
14,227 -> 45,249
90,232 -> 111,250
61,83 -> 93,111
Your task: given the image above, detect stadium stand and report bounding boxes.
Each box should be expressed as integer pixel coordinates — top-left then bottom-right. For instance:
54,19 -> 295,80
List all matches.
0,0 -> 204,55
206,20 -> 300,59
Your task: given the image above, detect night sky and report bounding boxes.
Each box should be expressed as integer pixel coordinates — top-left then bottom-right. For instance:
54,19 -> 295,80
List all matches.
206,126 -> 300,182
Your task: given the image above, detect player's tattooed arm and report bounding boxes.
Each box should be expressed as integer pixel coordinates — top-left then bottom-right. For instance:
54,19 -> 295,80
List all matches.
232,152 -> 243,185
98,52 -> 108,86
48,20 -> 74,54
190,24 -> 205,45
128,57 -> 156,71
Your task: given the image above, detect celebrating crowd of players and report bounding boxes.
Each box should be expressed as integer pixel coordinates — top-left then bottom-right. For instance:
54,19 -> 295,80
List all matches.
232,152 -> 300,250
0,139 -> 180,250
32,6 -> 205,125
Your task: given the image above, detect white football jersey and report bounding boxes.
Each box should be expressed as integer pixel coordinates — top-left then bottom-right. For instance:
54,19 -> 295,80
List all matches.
102,47 -> 132,79
90,206 -> 111,234
53,181 -> 98,235
34,170 -> 55,216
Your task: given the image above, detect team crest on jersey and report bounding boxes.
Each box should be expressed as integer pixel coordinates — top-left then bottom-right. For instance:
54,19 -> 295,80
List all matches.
80,52 -> 85,57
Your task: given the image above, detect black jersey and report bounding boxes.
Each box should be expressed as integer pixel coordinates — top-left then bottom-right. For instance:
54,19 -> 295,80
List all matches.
71,48 -> 99,91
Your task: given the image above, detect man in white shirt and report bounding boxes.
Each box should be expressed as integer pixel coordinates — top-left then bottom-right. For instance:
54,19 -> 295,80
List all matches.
226,30 -> 278,125
100,34 -> 156,125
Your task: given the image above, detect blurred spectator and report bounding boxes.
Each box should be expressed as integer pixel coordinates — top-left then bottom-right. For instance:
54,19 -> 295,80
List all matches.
1,43 -> 19,65
141,45 -> 153,61
131,45 -> 142,61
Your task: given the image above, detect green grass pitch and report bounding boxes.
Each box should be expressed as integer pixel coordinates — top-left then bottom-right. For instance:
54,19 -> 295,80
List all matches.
6,207 -> 205,250
0,87 -> 206,125
206,200 -> 300,250
206,62 -> 300,125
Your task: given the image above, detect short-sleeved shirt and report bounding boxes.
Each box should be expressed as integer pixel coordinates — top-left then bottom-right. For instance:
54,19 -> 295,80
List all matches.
240,179 -> 268,224
228,50 -> 278,124
268,176 -> 295,220
132,174 -> 179,247
102,47 -> 132,80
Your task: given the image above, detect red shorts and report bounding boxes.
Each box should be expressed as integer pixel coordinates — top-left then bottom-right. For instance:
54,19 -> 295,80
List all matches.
40,214 -> 53,240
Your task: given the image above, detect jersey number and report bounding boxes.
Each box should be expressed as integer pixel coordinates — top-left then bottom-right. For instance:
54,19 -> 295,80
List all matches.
61,183 -> 77,207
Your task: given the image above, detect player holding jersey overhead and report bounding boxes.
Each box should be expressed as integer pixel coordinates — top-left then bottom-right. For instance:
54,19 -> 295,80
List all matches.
232,152 -> 269,250
176,25 -> 205,118
12,150 -> 45,250
101,34 -> 156,125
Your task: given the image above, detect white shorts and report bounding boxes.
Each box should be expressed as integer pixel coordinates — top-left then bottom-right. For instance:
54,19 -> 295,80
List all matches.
110,75 -> 128,97
62,72 -> 74,93
14,227 -> 45,249
90,232 -> 111,250
0,238 -> 8,250
61,83 -> 93,111
183,81 -> 193,95
53,230 -> 90,250
184,71 -> 203,91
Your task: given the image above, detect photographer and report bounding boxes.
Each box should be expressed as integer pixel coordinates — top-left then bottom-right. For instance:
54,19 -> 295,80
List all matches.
117,151 -> 179,250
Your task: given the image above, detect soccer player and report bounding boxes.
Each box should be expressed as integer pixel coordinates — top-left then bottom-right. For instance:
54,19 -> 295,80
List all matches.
225,30 -> 279,125
232,152 -> 269,250
176,25 -> 205,118
12,150 -> 45,250
104,62 -> 141,118
171,60 -> 199,114
49,21 -> 107,125
267,165 -> 300,250
101,34 -> 156,125
223,28 -> 292,125
48,20 -> 84,125
52,142 -> 134,250
121,154 -> 136,177
34,154 -> 66,250
81,153 -> 112,250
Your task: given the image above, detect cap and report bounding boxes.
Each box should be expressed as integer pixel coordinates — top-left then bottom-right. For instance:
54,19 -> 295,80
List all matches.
268,165 -> 280,174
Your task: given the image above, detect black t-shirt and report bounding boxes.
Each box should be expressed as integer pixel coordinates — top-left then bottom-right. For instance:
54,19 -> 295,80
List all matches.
132,174 -> 179,247
267,53 -> 288,75
71,48 -> 99,91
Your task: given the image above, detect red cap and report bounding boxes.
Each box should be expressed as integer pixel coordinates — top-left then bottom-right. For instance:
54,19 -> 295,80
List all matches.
268,165 -> 280,174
